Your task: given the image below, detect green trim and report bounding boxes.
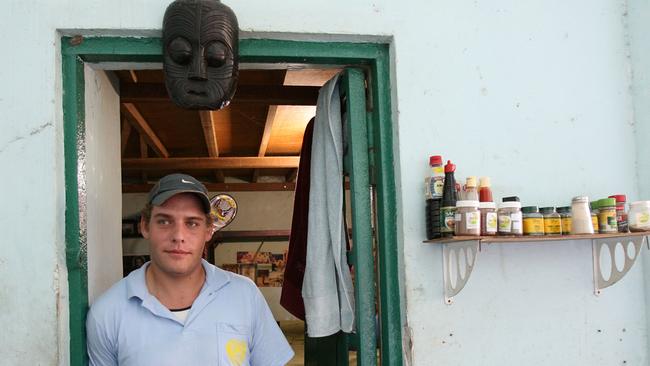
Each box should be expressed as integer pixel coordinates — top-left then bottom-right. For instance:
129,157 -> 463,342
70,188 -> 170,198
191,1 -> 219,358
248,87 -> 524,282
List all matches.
369,47 -> 403,366
342,68 -> 377,365
62,46 -> 89,366
62,36 -> 402,366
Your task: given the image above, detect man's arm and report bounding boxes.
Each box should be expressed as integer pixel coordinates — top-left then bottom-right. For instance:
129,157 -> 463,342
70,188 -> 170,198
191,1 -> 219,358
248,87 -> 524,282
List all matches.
249,288 -> 295,366
86,308 -> 118,366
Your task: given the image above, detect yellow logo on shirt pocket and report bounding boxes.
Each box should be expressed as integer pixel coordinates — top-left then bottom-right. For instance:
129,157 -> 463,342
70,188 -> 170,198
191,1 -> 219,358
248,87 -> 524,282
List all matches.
225,339 -> 248,366
217,322 -> 250,366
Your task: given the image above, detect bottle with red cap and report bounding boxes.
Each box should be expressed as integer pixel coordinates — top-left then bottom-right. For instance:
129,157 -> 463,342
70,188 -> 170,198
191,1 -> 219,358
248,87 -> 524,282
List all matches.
440,160 -> 458,237
425,155 -> 445,239
609,194 -> 628,232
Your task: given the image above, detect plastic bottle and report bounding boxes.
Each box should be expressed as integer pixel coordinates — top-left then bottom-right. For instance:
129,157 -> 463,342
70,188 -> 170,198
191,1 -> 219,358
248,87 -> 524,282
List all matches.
479,176 -> 493,203
440,160 -> 458,237
425,156 -> 444,239
608,194 -> 628,233
540,207 -> 562,235
464,176 -> 479,201
571,196 -> 594,234
598,198 -> 618,233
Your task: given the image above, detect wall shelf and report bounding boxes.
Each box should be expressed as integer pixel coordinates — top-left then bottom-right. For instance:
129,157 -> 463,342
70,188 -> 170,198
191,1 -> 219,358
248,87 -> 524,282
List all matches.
423,232 -> 650,304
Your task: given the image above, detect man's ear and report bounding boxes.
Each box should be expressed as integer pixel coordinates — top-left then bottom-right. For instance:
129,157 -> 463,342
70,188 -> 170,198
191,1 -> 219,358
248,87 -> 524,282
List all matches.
140,216 -> 150,239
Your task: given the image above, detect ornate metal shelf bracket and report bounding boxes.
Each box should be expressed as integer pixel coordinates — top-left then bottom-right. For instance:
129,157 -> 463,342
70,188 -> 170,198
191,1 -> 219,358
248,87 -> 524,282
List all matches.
442,240 -> 480,304
592,235 -> 649,295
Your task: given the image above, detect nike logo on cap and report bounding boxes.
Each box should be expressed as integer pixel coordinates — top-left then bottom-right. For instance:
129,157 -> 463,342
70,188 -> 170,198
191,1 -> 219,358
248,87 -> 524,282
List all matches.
181,179 -> 195,185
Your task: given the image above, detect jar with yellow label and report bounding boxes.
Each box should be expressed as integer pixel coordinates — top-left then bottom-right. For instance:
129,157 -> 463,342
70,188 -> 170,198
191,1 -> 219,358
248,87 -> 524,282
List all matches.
590,201 -> 600,233
557,206 -> 572,235
629,201 -> 650,232
598,198 -> 618,233
522,206 -> 544,236
540,207 -> 562,235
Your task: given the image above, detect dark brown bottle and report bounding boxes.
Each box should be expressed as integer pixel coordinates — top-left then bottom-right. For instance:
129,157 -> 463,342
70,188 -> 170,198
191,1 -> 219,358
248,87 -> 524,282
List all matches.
440,160 -> 457,237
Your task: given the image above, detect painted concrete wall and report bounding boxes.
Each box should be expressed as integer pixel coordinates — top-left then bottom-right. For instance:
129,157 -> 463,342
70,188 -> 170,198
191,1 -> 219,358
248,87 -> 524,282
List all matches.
84,66 -> 123,304
0,0 -> 649,365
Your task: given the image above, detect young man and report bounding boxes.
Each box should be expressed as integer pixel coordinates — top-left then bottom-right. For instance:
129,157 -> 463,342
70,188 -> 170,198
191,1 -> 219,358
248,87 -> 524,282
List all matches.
87,173 -> 294,366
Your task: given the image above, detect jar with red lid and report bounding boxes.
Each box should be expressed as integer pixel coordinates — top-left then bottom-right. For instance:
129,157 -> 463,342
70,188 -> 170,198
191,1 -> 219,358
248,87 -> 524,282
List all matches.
608,194 -> 628,233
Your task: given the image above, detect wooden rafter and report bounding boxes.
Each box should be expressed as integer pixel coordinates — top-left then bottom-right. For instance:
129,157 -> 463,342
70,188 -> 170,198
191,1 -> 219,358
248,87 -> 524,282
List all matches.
121,103 -> 170,158
199,110 -> 225,183
120,84 -> 319,105
120,118 -> 132,156
139,135 -> 148,182
123,182 -> 297,193
286,169 -> 298,183
252,105 -> 279,183
122,156 -> 299,170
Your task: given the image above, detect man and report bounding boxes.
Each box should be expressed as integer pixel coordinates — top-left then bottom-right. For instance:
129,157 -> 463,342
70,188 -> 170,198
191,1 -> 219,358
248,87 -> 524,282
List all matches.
87,173 -> 294,366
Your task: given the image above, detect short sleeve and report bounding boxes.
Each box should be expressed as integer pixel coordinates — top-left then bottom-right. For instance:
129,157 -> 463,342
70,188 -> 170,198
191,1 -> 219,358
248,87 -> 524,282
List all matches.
86,307 -> 118,366
249,288 -> 295,366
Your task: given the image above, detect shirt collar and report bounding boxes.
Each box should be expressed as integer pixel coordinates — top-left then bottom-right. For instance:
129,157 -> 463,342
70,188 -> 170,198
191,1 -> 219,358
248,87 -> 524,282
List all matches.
126,259 -> 231,300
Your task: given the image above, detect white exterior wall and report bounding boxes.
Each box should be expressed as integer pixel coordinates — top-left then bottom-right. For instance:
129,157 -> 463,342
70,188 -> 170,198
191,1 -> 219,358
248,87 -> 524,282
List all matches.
0,0 -> 648,365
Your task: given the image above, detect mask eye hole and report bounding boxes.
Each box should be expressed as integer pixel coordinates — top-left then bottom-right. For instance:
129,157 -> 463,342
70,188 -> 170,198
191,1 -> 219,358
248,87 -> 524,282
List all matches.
168,37 -> 192,65
205,41 -> 227,68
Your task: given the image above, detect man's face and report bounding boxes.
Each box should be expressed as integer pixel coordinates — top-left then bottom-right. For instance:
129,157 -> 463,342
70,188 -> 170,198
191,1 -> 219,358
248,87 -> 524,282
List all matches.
162,0 -> 239,110
141,193 -> 212,278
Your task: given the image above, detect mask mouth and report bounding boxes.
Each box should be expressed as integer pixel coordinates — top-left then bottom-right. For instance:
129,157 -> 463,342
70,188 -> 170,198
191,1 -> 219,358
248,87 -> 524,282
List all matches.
187,89 -> 207,96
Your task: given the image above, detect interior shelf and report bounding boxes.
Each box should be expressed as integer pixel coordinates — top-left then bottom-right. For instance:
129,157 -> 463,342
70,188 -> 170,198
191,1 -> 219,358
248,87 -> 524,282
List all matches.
423,231 -> 650,305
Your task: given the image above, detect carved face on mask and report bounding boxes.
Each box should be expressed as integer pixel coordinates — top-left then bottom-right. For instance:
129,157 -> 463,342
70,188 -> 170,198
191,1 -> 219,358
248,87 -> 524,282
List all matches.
163,0 -> 239,110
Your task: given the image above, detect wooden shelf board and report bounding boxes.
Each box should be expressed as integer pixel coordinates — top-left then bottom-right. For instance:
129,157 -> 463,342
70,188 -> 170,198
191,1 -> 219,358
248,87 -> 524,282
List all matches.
424,231 -> 650,244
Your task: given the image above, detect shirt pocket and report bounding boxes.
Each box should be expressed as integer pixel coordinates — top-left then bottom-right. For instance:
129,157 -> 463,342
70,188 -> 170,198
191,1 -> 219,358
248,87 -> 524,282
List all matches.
216,322 -> 251,366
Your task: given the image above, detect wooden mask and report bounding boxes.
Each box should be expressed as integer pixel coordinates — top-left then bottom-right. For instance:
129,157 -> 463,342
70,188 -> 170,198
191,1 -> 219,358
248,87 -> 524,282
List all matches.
163,0 -> 239,110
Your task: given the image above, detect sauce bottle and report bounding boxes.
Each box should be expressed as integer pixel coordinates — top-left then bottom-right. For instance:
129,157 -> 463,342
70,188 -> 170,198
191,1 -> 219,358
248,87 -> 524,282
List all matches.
479,176 -> 493,202
440,160 -> 458,237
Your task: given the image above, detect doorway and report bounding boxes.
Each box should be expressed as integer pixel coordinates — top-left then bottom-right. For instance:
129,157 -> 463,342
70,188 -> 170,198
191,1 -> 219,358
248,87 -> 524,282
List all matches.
62,36 -> 402,366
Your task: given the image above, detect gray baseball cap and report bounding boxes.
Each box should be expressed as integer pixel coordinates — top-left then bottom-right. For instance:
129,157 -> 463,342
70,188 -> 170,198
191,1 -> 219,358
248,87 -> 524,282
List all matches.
147,173 -> 211,213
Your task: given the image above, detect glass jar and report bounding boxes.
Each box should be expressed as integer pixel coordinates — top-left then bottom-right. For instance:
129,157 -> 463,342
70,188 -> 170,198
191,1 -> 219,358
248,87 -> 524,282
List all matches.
609,194 -> 628,233
571,196 -> 594,234
629,201 -> 650,232
479,202 -> 497,236
522,206 -> 544,236
455,200 -> 480,236
498,201 -> 523,236
590,201 -> 600,233
598,198 -> 618,233
540,207 -> 561,235
557,206 -> 572,235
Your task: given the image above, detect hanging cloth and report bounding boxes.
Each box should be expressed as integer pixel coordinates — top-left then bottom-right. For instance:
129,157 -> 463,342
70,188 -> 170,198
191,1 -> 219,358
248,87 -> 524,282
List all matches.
301,73 -> 355,337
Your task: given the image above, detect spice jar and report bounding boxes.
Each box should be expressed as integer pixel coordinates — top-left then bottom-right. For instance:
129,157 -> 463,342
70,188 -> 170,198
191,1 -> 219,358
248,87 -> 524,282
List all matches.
498,200 -> 523,236
454,200 -> 481,236
590,201 -> 600,233
479,202 -> 497,236
522,206 -> 544,236
609,194 -> 628,233
629,201 -> 650,232
540,207 -> 561,235
598,198 -> 618,233
571,196 -> 594,234
557,206 -> 572,235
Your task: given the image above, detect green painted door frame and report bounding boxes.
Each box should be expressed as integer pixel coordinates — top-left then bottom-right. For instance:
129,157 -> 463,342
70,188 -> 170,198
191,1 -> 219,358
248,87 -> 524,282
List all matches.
61,36 -> 402,366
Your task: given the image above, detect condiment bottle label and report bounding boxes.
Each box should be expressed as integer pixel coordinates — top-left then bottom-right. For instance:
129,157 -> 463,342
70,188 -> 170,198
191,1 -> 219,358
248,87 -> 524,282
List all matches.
591,216 -> 599,232
486,212 -> 497,233
598,212 -> 618,233
544,218 -> 561,235
562,218 -> 572,234
498,215 -> 512,233
636,212 -> 650,226
511,212 -> 523,232
466,212 -> 480,230
523,218 -> 544,235
441,207 -> 456,233
432,166 -> 445,198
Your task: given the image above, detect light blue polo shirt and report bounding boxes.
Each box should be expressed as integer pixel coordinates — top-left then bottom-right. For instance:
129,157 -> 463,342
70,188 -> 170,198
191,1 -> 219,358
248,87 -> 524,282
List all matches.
87,260 -> 294,366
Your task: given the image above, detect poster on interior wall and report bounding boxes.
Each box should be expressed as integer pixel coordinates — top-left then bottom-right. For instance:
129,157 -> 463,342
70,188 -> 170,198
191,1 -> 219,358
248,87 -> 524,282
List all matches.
123,255 -> 150,277
220,264 -> 239,274
236,250 -> 287,287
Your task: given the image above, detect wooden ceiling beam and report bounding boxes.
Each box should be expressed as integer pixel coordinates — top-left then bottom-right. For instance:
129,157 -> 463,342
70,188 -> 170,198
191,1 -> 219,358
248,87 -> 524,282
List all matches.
122,156 -> 300,170
121,103 -> 170,158
252,105 -> 279,183
199,110 -> 225,183
123,182 -> 297,193
120,118 -> 132,156
120,84 -> 319,105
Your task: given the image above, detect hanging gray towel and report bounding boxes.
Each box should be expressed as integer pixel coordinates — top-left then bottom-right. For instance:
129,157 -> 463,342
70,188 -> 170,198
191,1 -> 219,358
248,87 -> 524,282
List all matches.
302,73 -> 355,337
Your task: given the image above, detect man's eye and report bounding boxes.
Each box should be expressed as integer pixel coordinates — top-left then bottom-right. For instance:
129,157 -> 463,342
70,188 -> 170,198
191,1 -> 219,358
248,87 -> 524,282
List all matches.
187,221 -> 200,228
205,41 -> 227,68
168,37 -> 192,65
157,219 -> 171,225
